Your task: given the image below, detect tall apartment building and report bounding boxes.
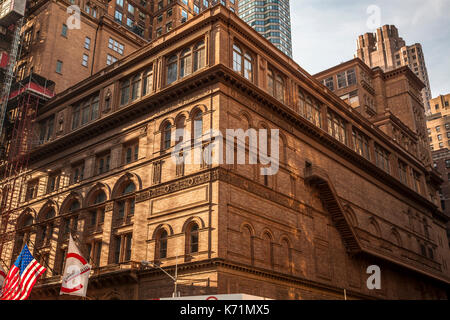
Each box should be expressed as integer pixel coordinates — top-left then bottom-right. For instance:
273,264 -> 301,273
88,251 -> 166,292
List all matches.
427,94 -> 450,151
0,6 -> 449,300
150,0 -> 238,40
238,0 -> 292,58
315,58 -> 432,168
356,25 -> 433,113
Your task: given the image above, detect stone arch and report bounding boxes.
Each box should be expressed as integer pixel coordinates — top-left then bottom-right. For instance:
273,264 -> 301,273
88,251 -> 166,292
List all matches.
181,216 -> 205,233
111,173 -> 141,199
390,228 -> 403,247
37,200 -> 59,221
152,224 -> 174,239
238,110 -> 253,130
368,216 -> 382,238
60,191 -> 83,214
188,104 -> 208,120
85,183 -> 111,207
345,205 -> 359,227
278,132 -> 287,164
158,117 -> 175,132
279,235 -> 292,273
16,208 -> 36,229
260,228 -> 275,240
239,222 -> 255,236
175,111 -> 190,125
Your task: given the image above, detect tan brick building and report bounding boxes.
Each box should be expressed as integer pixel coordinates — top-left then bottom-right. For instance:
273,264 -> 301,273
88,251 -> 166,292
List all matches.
356,25 -> 433,114
0,6 -> 449,300
427,94 -> 450,151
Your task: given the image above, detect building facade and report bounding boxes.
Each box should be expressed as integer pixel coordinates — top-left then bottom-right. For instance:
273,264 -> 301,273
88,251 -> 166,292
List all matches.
0,6 -> 449,300
238,0 -> 292,58
427,94 -> 450,151
356,25 -> 433,114
431,148 -> 450,247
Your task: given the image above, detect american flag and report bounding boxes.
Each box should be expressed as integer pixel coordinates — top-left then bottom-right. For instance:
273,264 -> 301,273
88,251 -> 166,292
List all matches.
0,244 -> 46,300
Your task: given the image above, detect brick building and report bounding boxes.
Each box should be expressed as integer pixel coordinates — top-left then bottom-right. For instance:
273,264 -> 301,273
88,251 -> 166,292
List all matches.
427,93 -> 450,151
432,148 -> 450,246
315,58 -> 432,171
0,6 -> 449,300
356,25 -> 433,114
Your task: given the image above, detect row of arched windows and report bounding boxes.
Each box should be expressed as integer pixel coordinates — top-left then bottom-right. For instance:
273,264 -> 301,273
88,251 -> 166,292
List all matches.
154,222 -> 201,262
160,107 -> 204,151
12,176 -> 139,273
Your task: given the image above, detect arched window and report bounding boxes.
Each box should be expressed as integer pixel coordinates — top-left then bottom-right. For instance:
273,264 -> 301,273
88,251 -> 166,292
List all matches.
233,44 -> 242,73
193,41 -> 205,71
131,74 -> 141,101
244,53 -> 253,81
13,213 -> 34,259
192,110 -> 203,140
157,229 -> 168,259
167,55 -> 178,84
115,182 -> 136,224
37,208 -> 55,248
86,190 -> 106,232
162,122 -> 172,150
180,48 -> 192,78
69,200 -> 80,212
186,223 -> 199,254
175,116 -> 186,145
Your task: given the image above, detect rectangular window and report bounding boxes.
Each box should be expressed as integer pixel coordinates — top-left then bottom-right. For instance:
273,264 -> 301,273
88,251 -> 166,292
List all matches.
96,152 -> 111,175
71,93 -> 100,129
114,10 -> 123,23
352,128 -> 370,160
82,54 -> 89,67
84,37 -> 91,49
61,24 -> 68,37
71,162 -> 85,184
56,60 -> 63,73
25,179 -> 39,201
38,115 -> 55,145
375,144 -> 390,173
323,77 -> 334,91
108,38 -> 124,55
47,172 -> 60,193
327,110 -> 347,145
398,161 -> 408,184
106,54 -> 118,65
123,140 -> 139,164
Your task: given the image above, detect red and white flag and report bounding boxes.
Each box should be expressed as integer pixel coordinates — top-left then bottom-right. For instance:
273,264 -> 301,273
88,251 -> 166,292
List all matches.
0,244 -> 46,300
60,234 -> 91,297
0,265 -> 6,290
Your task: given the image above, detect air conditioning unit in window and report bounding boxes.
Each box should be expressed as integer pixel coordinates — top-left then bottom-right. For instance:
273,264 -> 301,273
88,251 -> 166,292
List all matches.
181,17 -> 187,23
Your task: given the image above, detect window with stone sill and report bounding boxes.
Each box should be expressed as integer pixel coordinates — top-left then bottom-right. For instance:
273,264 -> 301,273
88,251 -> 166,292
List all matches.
114,182 -> 136,225
38,115 -> 55,145
12,213 -> 34,260
352,128 -> 370,160
156,229 -> 168,260
87,191 -> 106,232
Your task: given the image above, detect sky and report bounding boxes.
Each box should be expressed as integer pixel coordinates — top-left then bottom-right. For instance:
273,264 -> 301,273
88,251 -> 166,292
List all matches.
290,0 -> 450,97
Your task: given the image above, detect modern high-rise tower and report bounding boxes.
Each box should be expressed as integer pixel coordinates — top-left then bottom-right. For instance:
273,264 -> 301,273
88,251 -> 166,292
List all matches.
238,0 -> 293,58
356,25 -> 433,113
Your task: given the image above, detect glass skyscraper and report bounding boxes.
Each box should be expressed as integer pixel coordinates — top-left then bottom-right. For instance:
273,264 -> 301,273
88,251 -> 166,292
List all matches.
238,0 -> 293,58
